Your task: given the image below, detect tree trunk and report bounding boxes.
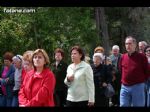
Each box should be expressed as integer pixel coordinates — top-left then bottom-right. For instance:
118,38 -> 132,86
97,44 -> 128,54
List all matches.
34,25 -> 39,49
95,7 -> 110,56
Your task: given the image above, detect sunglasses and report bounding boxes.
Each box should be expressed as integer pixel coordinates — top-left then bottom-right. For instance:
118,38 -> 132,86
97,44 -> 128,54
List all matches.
146,50 -> 150,53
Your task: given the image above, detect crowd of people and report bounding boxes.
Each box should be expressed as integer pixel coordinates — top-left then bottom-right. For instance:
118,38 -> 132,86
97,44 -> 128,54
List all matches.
0,36 -> 149,107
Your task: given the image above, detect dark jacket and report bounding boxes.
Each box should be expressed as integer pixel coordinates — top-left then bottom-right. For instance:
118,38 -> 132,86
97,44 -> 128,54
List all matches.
51,60 -> 68,91
91,63 -> 112,106
0,64 -> 15,98
91,64 -> 112,95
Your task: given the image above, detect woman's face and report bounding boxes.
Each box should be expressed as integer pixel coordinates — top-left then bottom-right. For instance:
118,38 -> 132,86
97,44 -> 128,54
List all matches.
23,60 -> 33,72
71,49 -> 82,64
33,52 -> 46,68
4,59 -> 12,67
93,56 -> 101,67
145,47 -> 150,57
55,52 -> 63,61
13,60 -> 22,69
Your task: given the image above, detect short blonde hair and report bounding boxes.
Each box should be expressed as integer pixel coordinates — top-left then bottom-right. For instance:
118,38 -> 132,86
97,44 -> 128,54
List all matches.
32,49 -> 50,68
23,50 -> 34,63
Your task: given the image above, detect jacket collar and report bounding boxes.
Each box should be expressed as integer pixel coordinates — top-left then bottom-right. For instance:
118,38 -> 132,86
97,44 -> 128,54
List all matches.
31,68 -> 49,78
127,51 -> 137,57
70,61 -> 85,71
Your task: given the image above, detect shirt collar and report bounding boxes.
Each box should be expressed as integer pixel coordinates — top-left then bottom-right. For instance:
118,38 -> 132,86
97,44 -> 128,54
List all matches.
127,51 -> 137,57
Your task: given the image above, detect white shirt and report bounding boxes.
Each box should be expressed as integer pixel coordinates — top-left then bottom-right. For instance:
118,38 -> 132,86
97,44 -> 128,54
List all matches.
13,68 -> 22,91
64,61 -> 95,103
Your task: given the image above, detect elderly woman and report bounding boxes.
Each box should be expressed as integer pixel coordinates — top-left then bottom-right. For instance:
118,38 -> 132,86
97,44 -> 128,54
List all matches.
19,49 -> 56,107
64,45 -> 95,107
12,55 -> 25,107
91,53 -> 112,107
0,52 -> 15,107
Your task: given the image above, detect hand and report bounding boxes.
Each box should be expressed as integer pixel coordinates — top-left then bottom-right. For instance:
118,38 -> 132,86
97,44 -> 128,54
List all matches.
112,75 -> 116,82
87,102 -> 94,107
102,82 -> 107,87
0,78 -> 2,81
19,105 -> 25,107
67,75 -> 74,82
5,78 -> 9,83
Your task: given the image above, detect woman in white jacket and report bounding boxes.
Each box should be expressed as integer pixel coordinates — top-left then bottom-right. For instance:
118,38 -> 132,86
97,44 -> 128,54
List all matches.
64,45 -> 95,107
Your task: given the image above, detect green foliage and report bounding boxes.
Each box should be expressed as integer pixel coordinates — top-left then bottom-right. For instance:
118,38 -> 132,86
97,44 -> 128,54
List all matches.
0,7 -> 150,63
0,7 -> 98,63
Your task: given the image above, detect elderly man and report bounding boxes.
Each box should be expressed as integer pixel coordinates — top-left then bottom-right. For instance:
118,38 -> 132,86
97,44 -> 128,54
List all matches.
109,45 -> 122,106
119,36 -> 149,107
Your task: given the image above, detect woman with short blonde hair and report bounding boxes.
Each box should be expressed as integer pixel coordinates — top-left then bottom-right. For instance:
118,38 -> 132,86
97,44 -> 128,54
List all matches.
19,49 -> 56,107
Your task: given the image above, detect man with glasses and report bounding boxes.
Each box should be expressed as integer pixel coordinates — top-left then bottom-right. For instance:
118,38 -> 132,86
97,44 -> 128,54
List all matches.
119,36 -> 149,107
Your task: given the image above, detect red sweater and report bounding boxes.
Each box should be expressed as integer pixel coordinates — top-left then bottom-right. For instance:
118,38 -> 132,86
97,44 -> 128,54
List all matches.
19,68 -> 56,107
119,51 -> 149,86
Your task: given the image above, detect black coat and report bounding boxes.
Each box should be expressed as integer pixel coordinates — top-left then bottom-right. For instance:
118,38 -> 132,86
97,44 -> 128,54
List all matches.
51,60 -> 68,91
91,64 -> 112,106
91,64 -> 112,91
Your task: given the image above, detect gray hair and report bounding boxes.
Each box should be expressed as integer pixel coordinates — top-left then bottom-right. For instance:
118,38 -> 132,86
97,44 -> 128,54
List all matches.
12,55 -> 23,62
93,53 -> 104,63
139,41 -> 148,46
125,36 -> 137,44
112,45 -> 120,51
12,55 -> 24,67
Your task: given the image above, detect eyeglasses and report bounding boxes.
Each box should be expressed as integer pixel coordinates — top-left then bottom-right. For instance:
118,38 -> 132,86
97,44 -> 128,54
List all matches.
146,50 -> 150,53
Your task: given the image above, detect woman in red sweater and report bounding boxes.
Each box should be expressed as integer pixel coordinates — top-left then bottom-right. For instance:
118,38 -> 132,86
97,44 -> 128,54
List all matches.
19,49 -> 56,107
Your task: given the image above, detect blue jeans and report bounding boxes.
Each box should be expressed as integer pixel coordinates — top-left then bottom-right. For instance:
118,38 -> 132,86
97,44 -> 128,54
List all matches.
0,95 -> 12,107
146,80 -> 150,107
120,83 -> 145,107
12,95 -> 19,107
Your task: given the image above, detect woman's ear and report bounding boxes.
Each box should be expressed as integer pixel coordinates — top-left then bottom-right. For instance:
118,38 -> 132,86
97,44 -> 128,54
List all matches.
80,54 -> 82,59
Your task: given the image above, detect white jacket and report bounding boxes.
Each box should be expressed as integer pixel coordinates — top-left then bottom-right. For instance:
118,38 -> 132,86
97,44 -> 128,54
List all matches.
64,61 -> 95,103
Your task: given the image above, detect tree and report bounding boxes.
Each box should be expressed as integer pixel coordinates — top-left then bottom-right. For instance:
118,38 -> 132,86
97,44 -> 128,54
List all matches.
95,7 -> 110,56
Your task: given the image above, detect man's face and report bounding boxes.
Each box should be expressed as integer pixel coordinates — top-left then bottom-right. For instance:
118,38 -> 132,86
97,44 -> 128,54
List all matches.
112,49 -> 119,56
125,38 -> 136,53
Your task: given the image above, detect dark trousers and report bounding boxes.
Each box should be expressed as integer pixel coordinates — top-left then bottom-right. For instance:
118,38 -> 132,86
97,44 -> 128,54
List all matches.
111,78 -> 121,106
0,95 -> 12,107
66,100 -> 88,107
11,90 -> 19,107
111,94 -> 120,106
54,90 -> 67,107
95,94 -> 109,107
